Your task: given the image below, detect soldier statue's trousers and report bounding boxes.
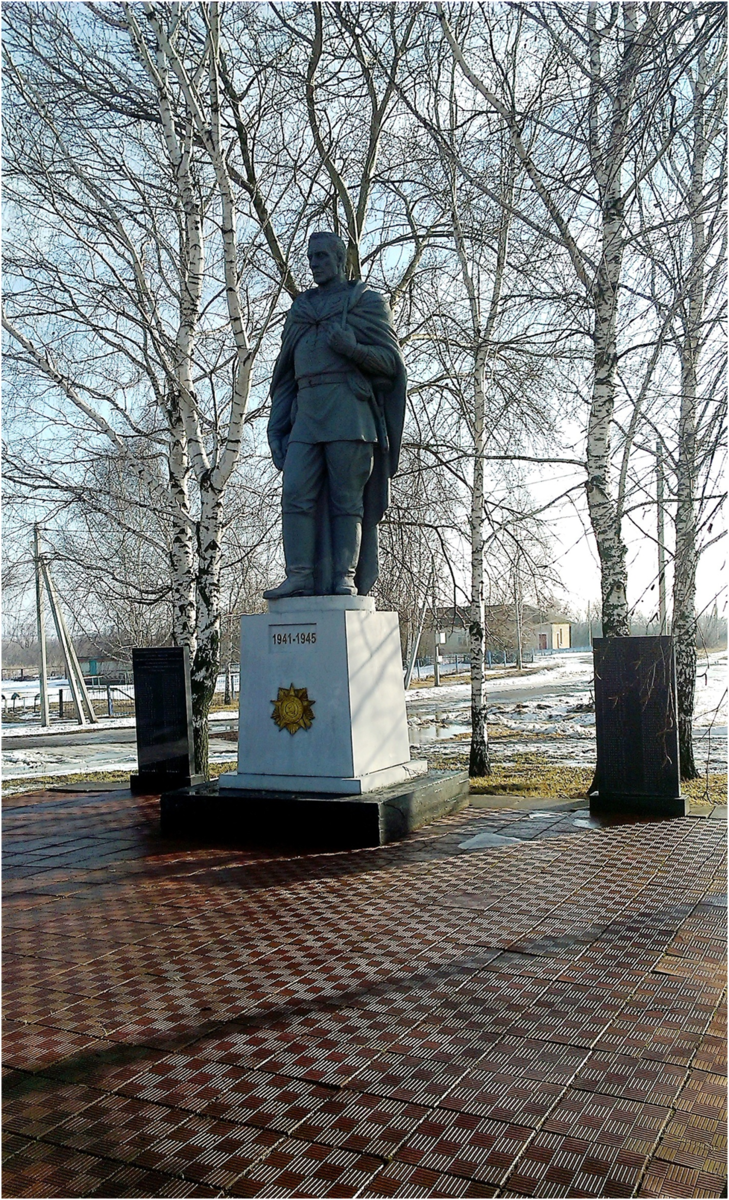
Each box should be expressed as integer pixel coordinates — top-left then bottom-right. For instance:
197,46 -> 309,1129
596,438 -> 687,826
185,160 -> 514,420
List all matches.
283,441 -> 375,519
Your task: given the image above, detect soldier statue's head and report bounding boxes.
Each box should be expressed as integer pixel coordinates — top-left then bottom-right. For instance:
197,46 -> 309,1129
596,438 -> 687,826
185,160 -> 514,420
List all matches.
308,231 -> 347,287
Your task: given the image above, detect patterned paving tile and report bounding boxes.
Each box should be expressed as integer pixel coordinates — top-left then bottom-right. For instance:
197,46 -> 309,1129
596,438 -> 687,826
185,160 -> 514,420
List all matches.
3,790 -> 727,1198
653,1111 -> 727,1178
572,1050 -> 688,1105
504,1131 -> 648,1196
2,1077 -> 101,1138
439,1070 -> 563,1126
97,1166 -> 220,1196
542,1089 -> 671,1154
364,1159 -> 493,1196
293,1091 -> 429,1157
638,1157 -> 727,1198
395,1110 -> 532,1184
229,1137 -> 383,1196
1,1140 -> 121,1197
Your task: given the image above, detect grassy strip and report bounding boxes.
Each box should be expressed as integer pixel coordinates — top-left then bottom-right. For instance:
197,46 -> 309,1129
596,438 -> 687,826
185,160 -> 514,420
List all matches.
2,769 -> 131,796
470,755 -> 593,800
470,752 -> 726,808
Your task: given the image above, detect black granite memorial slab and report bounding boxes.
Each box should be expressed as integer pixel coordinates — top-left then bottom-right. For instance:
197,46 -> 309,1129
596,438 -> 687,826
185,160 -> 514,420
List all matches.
130,647 -> 203,794
591,635 -> 685,817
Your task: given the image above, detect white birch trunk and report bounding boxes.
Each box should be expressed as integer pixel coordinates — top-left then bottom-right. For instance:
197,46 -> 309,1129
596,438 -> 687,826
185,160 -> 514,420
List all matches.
131,8 -> 257,775
585,199 -> 631,637
449,133 -> 515,777
673,347 -> 700,779
439,4 -> 648,642
672,59 -> 708,780
191,486 -> 224,776
469,350 -> 489,776
166,385 -> 197,658
584,6 -> 639,639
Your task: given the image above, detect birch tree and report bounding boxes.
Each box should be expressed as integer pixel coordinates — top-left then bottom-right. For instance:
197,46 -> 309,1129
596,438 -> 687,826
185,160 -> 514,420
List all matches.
635,23 -> 726,777
2,3 -> 279,772
435,1 -> 724,638
394,17 -> 578,776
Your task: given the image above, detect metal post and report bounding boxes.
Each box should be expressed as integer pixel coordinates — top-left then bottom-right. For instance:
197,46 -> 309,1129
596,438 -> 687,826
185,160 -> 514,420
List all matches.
40,560 -> 98,724
58,688 -> 64,718
513,555 -> 523,671
432,562 -> 440,687
656,441 -> 667,634
404,567 -> 434,690
106,685 -> 113,717
33,525 -> 50,727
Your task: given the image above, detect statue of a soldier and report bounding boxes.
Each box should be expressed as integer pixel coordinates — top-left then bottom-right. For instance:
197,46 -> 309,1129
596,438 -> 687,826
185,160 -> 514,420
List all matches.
264,232 -> 407,599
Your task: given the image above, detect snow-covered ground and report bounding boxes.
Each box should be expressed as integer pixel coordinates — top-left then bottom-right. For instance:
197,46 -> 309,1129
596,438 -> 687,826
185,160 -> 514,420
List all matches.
1,709 -> 238,784
406,650 -> 727,773
1,737 -> 237,785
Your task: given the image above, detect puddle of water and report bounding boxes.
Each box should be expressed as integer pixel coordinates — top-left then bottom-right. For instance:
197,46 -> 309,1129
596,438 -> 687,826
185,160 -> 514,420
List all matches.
409,723 -> 470,745
458,831 -> 521,849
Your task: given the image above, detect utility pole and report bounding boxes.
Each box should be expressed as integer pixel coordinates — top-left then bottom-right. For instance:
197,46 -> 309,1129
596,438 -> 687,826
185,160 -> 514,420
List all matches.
432,559 -> 441,687
33,525 -> 50,727
39,557 -> 98,725
404,567 -> 434,691
513,552 -> 523,670
656,441 -> 667,634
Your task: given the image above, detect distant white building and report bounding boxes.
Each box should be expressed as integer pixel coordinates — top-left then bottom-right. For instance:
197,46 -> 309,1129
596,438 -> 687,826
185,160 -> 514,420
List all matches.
534,621 -> 571,652
418,607 -> 573,658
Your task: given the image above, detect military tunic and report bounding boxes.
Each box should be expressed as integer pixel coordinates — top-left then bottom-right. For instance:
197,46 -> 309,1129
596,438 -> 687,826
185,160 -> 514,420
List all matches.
288,284 -> 396,445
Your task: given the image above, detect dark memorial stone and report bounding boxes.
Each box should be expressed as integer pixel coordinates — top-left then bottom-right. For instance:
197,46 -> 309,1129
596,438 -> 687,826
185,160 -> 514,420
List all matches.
130,647 -> 203,795
591,636 -> 685,817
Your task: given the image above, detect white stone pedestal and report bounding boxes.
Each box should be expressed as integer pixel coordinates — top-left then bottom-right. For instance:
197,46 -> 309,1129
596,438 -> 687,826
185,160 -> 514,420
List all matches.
218,596 -> 426,795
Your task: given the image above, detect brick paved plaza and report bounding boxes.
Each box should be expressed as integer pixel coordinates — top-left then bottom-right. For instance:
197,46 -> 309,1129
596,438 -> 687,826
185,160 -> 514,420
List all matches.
3,788 -> 726,1198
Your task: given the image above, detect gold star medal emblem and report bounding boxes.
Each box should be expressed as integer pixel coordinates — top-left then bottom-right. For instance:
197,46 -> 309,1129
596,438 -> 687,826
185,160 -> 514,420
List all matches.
271,683 -> 315,735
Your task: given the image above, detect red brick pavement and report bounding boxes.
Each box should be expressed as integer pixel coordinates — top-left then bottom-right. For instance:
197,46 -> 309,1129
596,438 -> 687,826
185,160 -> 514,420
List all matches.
2,788 -> 726,1198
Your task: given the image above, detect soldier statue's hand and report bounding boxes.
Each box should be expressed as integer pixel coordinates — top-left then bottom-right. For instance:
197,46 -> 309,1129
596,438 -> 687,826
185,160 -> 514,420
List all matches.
269,439 -> 286,472
328,327 -> 357,356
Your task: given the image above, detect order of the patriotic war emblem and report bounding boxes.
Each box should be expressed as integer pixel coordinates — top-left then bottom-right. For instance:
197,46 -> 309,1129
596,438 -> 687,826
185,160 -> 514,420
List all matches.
271,684 -> 315,734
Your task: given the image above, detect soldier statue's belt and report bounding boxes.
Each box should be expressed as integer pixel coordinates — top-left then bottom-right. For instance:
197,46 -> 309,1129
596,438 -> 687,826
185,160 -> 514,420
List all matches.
296,371 -> 352,389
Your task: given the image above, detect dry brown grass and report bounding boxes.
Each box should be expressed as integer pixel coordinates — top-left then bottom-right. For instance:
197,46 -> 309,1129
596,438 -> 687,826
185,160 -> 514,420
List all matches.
469,754 -> 594,799
469,752 -> 726,809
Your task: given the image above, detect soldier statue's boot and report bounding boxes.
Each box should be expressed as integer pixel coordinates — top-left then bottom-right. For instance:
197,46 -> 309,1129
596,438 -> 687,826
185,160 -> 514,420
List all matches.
332,515 -> 362,596
263,514 -> 315,599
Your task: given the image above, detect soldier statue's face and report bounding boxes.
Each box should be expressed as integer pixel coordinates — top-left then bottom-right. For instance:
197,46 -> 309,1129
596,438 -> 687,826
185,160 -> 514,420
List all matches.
308,241 -> 345,287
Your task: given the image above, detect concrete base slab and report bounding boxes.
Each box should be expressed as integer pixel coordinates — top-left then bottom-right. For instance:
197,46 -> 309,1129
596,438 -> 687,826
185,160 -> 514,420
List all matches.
589,791 -> 688,819
219,759 -> 428,796
131,771 -> 204,796
161,769 -> 469,847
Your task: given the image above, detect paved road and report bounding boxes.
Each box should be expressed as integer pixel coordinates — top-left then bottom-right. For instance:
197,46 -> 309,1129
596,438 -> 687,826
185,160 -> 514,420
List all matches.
5,726 -> 139,750
408,675 -> 593,721
2,718 -> 239,782
3,714 -> 238,751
